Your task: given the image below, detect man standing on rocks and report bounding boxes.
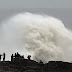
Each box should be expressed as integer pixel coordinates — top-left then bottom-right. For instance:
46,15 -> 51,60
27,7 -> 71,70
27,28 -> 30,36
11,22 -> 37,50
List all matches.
0,54 -> 2,61
3,53 -> 5,61
11,54 -> 13,61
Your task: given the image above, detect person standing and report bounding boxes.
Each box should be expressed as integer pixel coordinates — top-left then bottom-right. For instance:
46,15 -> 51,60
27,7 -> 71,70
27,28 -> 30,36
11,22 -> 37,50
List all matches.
0,54 -> 2,61
17,52 -> 20,57
14,53 -> 17,58
3,53 -> 5,61
11,54 -> 13,61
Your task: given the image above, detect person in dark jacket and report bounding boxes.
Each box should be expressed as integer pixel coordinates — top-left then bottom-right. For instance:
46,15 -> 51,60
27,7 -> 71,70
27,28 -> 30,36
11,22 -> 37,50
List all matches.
14,53 -> 17,58
3,53 -> 5,61
11,54 -> 13,61
17,52 -> 20,57
0,54 -> 2,61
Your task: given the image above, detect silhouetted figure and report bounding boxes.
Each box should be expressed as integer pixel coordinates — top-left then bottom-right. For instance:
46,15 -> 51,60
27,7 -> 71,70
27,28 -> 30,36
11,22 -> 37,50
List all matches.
0,54 -> 2,61
27,55 -> 31,60
14,53 -> 17,58
40,60 -> 43,64
3,53 -> 5,61
11,54 -> 13,61
17,52 -> 20,58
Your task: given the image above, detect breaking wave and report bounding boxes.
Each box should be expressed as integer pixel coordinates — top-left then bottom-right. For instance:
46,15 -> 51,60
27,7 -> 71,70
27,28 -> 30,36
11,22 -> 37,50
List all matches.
0,12 -> 72,63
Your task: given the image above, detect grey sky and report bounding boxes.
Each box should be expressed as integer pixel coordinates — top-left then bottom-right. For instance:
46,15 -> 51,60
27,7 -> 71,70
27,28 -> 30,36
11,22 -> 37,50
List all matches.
0,0 -> 72,29
0,8 -> 72,30
0,0 -> 72,8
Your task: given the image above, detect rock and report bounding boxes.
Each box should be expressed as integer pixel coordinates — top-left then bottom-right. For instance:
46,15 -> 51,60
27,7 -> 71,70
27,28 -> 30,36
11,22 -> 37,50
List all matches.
0,58 -> 72,72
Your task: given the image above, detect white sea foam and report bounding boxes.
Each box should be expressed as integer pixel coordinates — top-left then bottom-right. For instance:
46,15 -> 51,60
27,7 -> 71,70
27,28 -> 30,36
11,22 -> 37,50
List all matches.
0,12 -> 72,63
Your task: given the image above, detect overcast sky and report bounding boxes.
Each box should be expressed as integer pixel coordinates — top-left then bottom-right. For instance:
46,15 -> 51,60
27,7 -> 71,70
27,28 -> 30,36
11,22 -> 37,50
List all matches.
0,0 -> 72,8
0,0 -> 72,29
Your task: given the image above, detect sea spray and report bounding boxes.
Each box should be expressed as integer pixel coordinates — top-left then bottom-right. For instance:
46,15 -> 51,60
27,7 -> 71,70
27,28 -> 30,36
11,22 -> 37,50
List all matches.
0,12 -> 72,63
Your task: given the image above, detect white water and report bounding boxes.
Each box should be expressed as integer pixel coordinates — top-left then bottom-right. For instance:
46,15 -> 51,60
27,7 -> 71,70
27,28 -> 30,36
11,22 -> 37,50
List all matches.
0,12 -> 72,63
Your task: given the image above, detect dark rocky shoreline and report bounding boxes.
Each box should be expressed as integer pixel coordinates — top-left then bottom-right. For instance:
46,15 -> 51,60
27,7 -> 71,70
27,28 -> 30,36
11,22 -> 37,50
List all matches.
0,58 -> 72,72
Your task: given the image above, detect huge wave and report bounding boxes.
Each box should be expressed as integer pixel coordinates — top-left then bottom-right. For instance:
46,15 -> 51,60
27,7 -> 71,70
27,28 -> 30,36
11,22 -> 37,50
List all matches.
0,12 -> 72,63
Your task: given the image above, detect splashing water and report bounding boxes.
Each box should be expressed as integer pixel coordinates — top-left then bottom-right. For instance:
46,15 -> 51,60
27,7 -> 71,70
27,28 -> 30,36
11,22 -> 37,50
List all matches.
0,12 -> 72,63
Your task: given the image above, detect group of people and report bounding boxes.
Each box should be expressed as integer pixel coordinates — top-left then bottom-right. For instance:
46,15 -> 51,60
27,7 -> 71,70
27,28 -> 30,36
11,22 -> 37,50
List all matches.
11,52 -> 31,61
0,52 -> 31,61
0,52 -> 43,64
0,53 -> 5,61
